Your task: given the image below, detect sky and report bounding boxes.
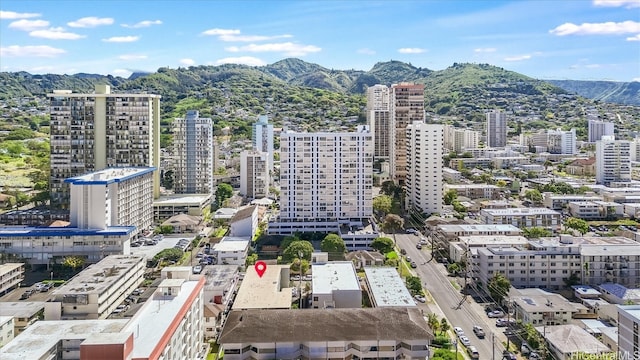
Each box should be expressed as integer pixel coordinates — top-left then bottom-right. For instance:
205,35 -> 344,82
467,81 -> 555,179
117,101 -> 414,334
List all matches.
1,0 -> 639,81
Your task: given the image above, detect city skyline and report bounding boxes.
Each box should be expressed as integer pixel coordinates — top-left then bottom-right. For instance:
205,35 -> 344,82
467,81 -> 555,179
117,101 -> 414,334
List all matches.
1,0 -> 638,81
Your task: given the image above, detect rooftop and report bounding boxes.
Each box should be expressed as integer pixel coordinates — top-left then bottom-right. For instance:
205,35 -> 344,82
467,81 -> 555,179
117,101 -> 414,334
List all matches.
213,239 -> 250,252
446,184 -> 500,189
219,307 -> 433,344
124,278 -> 204,359
230,205 -> 257,222
535,324 -> 609,355
0,226 -> 135,237
581,244 -> 640,256
437,224 -> 522,233
481,207 -> 561,215
202,265 -> 238,291
0,302 -> 46,318
0,319 -> 129,360
312,262 -> 360,294
458,235 -> 529,246
232,264 -> 292,310
598,283 -> 640,300
0,263 -> 23,274
64,167 -> 155,185
618,305 -> 640,321
364,267 -> 416,307
153,194 -> 212,206
572,285 -> 602,296
53,255 -> 144,296
512,288 -> 586,313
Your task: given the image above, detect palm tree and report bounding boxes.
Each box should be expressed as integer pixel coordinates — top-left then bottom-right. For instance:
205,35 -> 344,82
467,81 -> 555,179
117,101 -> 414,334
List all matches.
427,313 -> 440,334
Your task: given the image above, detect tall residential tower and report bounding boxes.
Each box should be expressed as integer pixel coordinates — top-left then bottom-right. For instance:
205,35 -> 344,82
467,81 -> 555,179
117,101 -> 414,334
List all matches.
390,83 -> 424,185
49,85 -> 161,208
366,84 -> 391,162
486,110 -> 507,148
406,122 -> 444,215
252,115 -> 274,176
173,110 -> 214,194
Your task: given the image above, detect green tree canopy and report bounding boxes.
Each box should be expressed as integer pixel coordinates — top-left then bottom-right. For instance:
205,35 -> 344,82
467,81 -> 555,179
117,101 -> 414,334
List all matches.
153,248 -> 184,263
524,189 -> 543,204
282,240 -> 314,262
373,195 -> 393,215
565,217 -> 589,235
290,258 -> 310,274
522,227 -> 552,238
321,233 -> 346,260
443,189 -> 458,205
439,318 -> 450,335
487,273 -> 511,305
370,237 -> 394,254
62,256 -> 86,270
214,183 -> 233,208
245,253 -> 258,267
406,275 -> 422,294
382,214 -> 404,233
432,349 -> 456,360
279,234 -> 300,251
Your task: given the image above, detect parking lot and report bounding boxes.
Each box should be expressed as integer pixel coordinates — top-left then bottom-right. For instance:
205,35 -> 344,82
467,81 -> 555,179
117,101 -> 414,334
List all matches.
129,235 -> 194,259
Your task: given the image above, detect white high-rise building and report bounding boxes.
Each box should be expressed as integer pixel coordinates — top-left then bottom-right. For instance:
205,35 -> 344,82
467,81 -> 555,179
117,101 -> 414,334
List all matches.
66,167 -> 155,236
486,110 -> 507,148
444,125 -> 480,153
596,135 -> 631,186
406,122 -> 444,215
588,119 -> 615,143
390,83 -> 424,185
173,110 -> 214,194
618,305 -> 640,357
49,85 -> 161,208
277,126 -> 373,222
252,115 -> 274,176
240,150 -> 269,200
366,85 -> 391,162
547,128 -> 577,155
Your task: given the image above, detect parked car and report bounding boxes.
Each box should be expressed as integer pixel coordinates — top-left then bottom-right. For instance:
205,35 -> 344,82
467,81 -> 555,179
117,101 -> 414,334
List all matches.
405,228 -> 417,234
414,295 -> 426,303
20,291 -> 31,300
459,335 -> 471,347
192,265 -> 203,274
473,325 -> 485,338
416,243 -> 422,250
488,310 -> 505,318
496,318 -> 509,327
503,351 -> 517,360
467,346 -> 480,359
453,327 -> 465,337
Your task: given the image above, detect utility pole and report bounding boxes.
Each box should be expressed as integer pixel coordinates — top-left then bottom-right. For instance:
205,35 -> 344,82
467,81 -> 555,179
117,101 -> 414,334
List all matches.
492,332 -> 495,360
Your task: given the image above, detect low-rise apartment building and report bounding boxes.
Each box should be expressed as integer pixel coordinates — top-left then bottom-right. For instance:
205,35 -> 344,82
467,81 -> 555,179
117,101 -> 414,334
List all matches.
511,288 -> 588,326
536,324 -> 611,360
567,201 -> 623,220
542,193 -> 602,210
479,208 -> 562,233
0,302 -> 45,335
581,243 -> 640,286
0,316 -> 14,347
218,307 -> 432,360
49,255 -> 145,319
444,184 -> 504,200
0,263 -> 24,296
232,264 -> 292,310
311,262 -> 361,309
432,224 -> 522,248
152,193 -> 212,223
364,267 -> 415,307
211,237 -> 250,265
229,205 -> 259,240
617,305 -> 640,357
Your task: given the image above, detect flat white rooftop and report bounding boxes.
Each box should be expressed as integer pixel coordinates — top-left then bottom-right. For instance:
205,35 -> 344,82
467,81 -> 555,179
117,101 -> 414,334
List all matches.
580,244 -> 640,256
64,167 -> 155,185
213,240 -> 249,252
0,319 -> 129,360
125,279 -> 201,359
203,265 -> 238,291
481,207 -> 561,215
232,264 -> 292,310
153,194 -> 212,205
53,255 -> 144,296
438,224 -> 522,233
0,302 -> 46,317
458,235 -> 529,246
364,267 -> 415,307
312,262 -> 360,295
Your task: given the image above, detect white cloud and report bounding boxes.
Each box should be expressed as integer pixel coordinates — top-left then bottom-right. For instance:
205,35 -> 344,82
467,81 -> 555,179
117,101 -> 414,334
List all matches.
121,20 -> 162,28
0,11 -> 40,19
218,34 -> 293,42
216,56 -> 266,66
398,47 -> 427,54
201,28 -> 240,36
550,20 -> 640,36
225,42 -> 321,56
593,0 -> 640,8
504,54 -> 532,61
627,34 -> 640,41
29,65 -> 55,72
1,45 -> 66,57
179,58 -> 195,66
633,77 -> 640,82
29,27 -> 86,40
474,47 -> 497,53
67,16 -> 114,28
102,36 -> 139,43
119,54 -> 147,60
8,19 -> 49,31
112,69 -> 133,77
357,48 -> 376,55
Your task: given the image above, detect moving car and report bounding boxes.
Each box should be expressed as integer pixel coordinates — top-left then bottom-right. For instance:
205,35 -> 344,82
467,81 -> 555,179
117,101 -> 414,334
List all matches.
473,325 -> 485,338
416,243 -> 422,249
488,310 -> 505,318
410,261 -> 417,268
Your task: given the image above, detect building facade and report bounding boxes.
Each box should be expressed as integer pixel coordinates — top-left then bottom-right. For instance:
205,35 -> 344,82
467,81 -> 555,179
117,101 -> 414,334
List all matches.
389,83 -> 424,184
547,128 -> 577,155
49,85 -> 161,208
311,262 -> 362,309
253,115 -> 274,176
596,136 -> 632,186
479,208 -> 562,233
0,263 -> 24,296
486,110 -> 507,148
240,150 -> 269,199
66,167 -> 154,237
406,122 -> 444,215
173,110 -> 214,194
617,305 -> 640,358
366,84 -> 391,162
588,119 -> 615,143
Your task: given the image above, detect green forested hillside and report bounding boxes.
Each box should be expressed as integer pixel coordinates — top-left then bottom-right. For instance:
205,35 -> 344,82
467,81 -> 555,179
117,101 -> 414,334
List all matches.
548,80 -> 640,106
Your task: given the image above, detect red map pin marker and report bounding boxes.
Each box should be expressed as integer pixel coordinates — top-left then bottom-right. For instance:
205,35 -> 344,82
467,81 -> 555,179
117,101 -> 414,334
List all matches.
254,261 -> 267,278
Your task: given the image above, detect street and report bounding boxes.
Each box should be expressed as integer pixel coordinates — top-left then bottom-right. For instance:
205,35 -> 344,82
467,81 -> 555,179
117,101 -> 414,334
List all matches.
395,233 -> 508,360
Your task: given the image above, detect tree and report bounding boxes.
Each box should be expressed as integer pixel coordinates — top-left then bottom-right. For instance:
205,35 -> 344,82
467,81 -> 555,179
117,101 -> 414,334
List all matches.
153,248 -> 184,263
524,189 -> 543,204
279,234 -> 300,252
439,318 -> 450,335
522,227 -> 552,238
373,195 -> 393,215
406,275 -> 422,294
487,273 -> 511,305
370,237 -> 394,254
62,256 -> 86,271
214,183 -> 233,209
563,272 -> 580,287
443,189 -> 458,205
155,225 -> 174,234
427,313 -> 440,333
321,233 -> 346,260
245,253 -> 258,267
290,258 -> 310,274
565,217 -> 589,235
380,180 -> 401,197
382,214 -> 404,243
432,349 -> 456,360
282,240 -> 314,262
